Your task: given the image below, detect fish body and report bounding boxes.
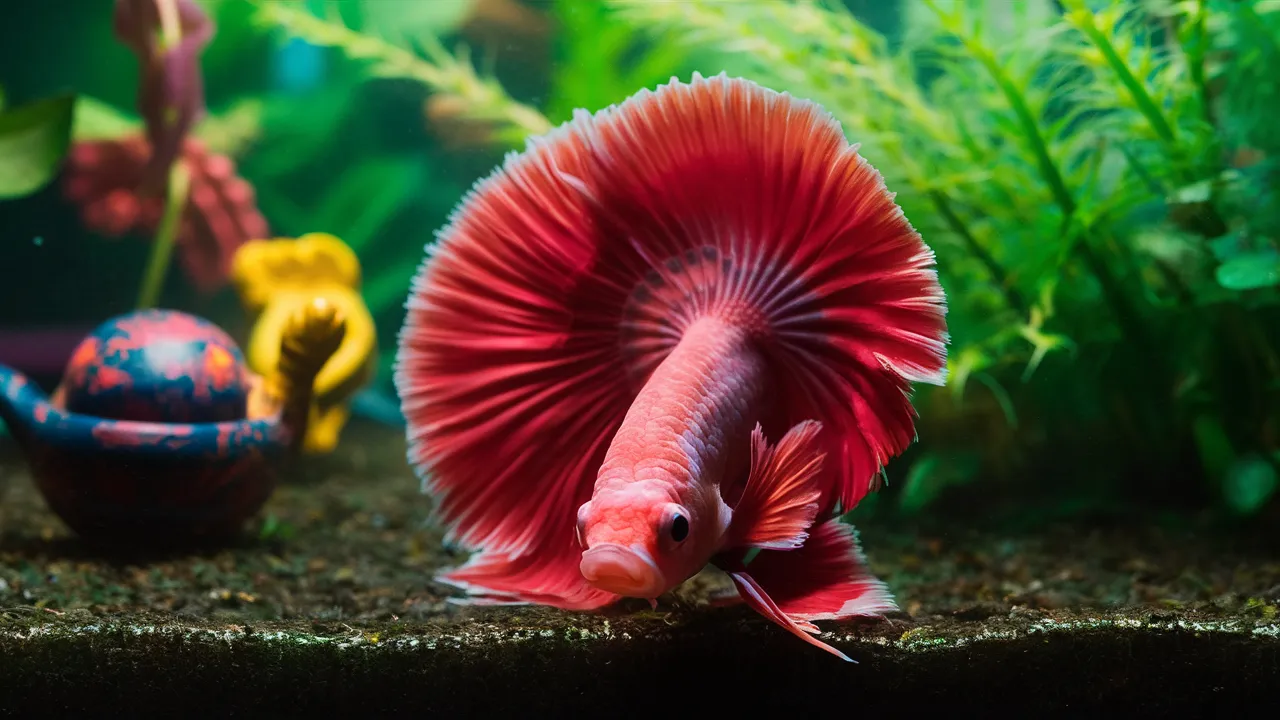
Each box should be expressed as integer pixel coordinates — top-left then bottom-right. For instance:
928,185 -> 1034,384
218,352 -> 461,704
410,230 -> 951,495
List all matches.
576,318 -> 895,661
395,73 -> 948,660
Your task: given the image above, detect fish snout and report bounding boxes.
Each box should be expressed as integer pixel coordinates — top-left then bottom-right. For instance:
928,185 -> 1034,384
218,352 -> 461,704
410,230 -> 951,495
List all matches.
579,543 -> 665,599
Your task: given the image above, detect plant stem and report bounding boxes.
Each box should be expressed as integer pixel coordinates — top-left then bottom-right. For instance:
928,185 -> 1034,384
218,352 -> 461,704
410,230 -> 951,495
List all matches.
135,162 -> 190,310
928,189 -> 1028,315
1185,0 -> 1216,129
1062,0 -> 1178,146
156,0 -> 182,51
1066,0 -> 1229,236
248,0 -> 553,146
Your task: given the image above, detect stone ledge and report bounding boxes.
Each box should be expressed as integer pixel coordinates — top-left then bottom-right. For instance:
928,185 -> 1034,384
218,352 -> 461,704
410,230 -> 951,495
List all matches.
2,608 -> 1277,715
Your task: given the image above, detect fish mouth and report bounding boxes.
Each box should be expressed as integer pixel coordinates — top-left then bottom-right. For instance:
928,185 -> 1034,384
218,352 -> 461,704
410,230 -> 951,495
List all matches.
579,543 -> 665,599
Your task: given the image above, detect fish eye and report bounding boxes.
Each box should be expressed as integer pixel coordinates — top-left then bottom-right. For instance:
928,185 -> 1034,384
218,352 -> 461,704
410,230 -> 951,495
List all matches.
669,513 -> 689,543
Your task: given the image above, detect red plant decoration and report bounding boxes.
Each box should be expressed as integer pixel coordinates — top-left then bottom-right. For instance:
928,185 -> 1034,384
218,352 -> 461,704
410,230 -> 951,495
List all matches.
113,0 -> 213,190
60,0 -> 269,294
63,135 -> 269,293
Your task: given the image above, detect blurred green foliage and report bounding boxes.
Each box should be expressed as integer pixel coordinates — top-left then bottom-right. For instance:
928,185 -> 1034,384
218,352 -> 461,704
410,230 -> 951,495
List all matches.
0,93 -> 75,199
542,0 -> 694,125
4,0 -> 1277,518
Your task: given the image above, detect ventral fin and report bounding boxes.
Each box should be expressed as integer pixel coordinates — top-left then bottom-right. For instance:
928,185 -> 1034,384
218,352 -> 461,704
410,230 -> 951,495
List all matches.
724,569 -> 852,662
732,518 -> 898,621
713,518 -> 898,662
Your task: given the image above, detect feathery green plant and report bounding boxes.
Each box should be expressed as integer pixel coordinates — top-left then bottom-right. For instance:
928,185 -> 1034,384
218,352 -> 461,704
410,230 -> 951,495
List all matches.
611,0 -> 1280,514
244,0 -> 552,147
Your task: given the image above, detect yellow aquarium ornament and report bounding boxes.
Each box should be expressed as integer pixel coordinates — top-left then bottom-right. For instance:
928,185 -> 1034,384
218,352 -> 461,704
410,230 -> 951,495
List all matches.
231,232 -> 377,454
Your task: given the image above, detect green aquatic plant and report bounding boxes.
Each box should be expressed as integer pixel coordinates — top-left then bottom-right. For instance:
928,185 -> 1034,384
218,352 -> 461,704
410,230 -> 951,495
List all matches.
543,0 -> 696,125
610,0 -> 1280,514
0,91 -> 76,200
244,0 -> 551,147
244,0 -> 704,143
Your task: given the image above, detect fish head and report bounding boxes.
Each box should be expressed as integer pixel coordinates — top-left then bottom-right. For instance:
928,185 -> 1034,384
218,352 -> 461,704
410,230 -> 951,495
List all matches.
575,482 -> 719,601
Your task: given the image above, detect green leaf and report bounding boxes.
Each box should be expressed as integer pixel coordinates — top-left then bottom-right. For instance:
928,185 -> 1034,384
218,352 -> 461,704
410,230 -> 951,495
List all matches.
947,344 -> 991,398
257,512 -> 298,541
897,451 -> 981,515
0,93 -> 77,200
358,0 -> 471,38
1222,455 -> 1278,515
364,260 -> 416,318
1215,251 -> 1280,290
898,454 -> 942,514
1192,414 -> 1235,482
1207,230 -> 1249,262
71,95 -> 140,141
1169,179 -> 1213,205
312,156 -> 421,252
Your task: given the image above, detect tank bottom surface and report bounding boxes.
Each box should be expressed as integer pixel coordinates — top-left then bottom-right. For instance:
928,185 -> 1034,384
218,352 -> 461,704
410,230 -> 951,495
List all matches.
1,420 -> 1277,716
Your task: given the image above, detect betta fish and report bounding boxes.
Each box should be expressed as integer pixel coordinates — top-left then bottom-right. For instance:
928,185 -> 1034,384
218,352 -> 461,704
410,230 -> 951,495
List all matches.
395,72 -> 948,661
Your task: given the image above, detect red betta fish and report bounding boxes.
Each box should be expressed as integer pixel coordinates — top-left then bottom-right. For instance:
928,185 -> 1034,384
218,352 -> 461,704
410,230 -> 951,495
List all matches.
395,72 -> 949,661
